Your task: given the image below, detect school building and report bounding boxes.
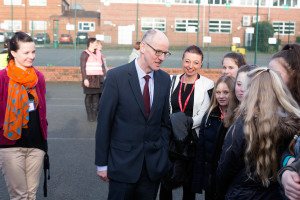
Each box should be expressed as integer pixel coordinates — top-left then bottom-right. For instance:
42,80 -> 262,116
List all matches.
0,0 -> 299,47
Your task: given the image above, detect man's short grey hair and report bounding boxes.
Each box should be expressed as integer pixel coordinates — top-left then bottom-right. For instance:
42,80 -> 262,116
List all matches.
141,29 -> 157,43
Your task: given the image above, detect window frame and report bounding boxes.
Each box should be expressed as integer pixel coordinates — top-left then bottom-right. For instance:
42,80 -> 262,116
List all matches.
175,18 -> 199,33
29,0 -> 47,6
209,19 -> 232,34
3,20 -> 22,31
141,18 -> 166,32
29,21 -> 47,31
78,22 -> 95,32
4,0 -> 21,5
273,21 -> 296,35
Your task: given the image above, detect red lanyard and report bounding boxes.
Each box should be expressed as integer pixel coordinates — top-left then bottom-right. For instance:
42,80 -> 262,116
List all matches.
178,75 -> 197,112
219,106 -> 225,119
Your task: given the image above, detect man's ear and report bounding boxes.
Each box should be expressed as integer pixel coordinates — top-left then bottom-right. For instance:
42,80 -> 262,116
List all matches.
140,42 -> 146,54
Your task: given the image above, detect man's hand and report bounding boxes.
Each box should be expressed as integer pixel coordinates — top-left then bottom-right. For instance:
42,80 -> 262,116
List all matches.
97,170 -> 110,182
282,170 -> 300,200
84,79 -> 89,87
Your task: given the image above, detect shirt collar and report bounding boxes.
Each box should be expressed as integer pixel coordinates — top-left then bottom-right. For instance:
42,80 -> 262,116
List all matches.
135,59 -> 154,80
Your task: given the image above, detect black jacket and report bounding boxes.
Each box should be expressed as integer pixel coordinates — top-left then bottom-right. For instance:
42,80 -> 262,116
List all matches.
216,119 -> 283,200
191,107 -> 222,194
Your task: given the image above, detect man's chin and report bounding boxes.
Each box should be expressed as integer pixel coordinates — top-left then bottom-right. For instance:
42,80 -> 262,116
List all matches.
152,64 -> 161,71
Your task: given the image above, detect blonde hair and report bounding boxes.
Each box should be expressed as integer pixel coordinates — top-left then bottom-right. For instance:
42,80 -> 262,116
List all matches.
235,67 -> 300,187
224,65 -> 257,128
205,76 -> 235,123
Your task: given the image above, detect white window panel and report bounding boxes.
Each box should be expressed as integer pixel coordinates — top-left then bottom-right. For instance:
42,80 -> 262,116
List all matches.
242,16 -> 251,26
29,0 -> 47,6
175,19 -> 199,32
209,20 -> 231,33
273,21 -> 295,35
78,22 -> 95,32
252,16 -> 260,23
4,0 -> 21,5
4,20 -> 22,30
141,18 -> 166,32
29,21 -> 47,31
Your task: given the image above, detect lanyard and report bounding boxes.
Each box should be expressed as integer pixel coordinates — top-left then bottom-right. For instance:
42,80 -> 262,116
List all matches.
178,75 -> 197,113
219,106 -> 225,119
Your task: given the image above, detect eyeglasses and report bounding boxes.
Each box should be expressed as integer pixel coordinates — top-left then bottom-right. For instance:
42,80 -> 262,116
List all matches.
145,42 -> 171,57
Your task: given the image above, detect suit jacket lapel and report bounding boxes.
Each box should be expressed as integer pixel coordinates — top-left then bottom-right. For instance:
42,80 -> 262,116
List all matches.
128,63 -> 147,119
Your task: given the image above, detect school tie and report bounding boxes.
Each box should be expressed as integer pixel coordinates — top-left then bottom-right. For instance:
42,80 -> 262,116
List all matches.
143,75 -> 150,118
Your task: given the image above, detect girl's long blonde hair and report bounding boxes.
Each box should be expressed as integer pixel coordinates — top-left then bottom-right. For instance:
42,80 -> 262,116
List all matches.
235,67 -> 300,187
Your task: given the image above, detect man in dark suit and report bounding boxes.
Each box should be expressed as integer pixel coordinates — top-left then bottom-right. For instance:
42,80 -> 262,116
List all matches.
95,29 -> 172,200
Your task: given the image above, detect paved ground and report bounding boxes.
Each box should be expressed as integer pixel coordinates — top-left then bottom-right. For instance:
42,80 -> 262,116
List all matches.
0,82 -> 204,200
0,46 -> 273,69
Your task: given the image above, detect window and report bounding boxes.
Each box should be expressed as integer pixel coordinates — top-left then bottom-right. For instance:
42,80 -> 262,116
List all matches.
175,19 -> 198,32
141,18 -> 166,32
208,0 -> 232,4
242,16 -> 251,27
145,0 -> 166,2
174,0 -> 200,3
240,0 -> 266,6
252,16 -> 260,23
4,0 -> 21,5
209,20 -> 231,33
273,21 -> 295,35
102,0 -> 200,4
29,0 -> 47,6
78,22 -> 95,32
29,21 -> 47,31
273,0 -> 298,7
3,20 -> 22,30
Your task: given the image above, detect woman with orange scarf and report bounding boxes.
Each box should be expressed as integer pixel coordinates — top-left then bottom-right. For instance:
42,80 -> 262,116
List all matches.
0,32 -> 48,199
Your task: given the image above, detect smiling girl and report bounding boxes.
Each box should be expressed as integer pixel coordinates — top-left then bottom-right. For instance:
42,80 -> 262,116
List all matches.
191,75 -> 235,199
160,45 -> 214,200
0,32 -> 48,200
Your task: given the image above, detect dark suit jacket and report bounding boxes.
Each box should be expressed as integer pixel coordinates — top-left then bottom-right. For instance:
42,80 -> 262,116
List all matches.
95,61 -> 171,183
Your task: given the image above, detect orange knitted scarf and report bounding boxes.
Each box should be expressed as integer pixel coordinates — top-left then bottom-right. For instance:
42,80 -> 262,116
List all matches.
3,60 -> 39,140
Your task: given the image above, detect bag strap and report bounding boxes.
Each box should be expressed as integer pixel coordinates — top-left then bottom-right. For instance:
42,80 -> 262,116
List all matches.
43,153 -> 50,197
169,75 -> 177,113
170,75 -> 176,93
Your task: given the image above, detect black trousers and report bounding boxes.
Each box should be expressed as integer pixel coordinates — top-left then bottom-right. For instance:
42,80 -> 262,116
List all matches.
159,183 -> 195,200
108,163 -> 160,200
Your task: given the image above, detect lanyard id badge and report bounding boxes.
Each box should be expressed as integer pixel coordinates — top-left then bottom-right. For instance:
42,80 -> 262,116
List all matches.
28,99 -> 36,112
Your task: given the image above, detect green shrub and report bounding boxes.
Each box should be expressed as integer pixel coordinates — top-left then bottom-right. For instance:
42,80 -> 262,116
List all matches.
251,21 -> 274,52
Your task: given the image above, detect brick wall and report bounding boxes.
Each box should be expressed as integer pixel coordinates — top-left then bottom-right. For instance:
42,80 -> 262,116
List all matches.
36,67 -> 222,83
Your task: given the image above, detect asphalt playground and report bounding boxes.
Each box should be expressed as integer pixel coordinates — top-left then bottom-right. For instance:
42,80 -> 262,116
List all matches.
0,45 -> 274,199
0,46 -> 274,69
0,82 -> 204,200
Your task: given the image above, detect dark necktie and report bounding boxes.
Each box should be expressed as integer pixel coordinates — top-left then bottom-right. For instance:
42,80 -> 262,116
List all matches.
143,75 -> 150,118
